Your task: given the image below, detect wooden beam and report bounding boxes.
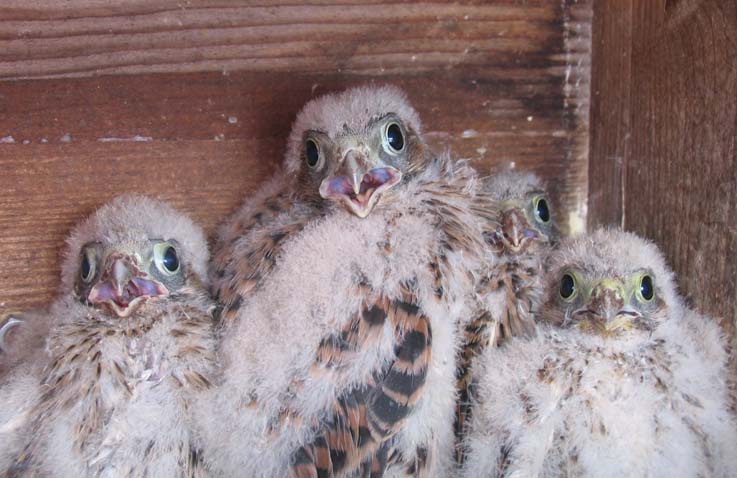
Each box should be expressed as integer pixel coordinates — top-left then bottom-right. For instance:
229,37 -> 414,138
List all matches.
0,1 -> 561,80
625,0 -> 737,331
587,0 -> 633,229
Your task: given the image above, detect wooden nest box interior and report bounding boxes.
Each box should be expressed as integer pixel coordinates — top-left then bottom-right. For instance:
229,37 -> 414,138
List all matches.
0,1 -> 735,343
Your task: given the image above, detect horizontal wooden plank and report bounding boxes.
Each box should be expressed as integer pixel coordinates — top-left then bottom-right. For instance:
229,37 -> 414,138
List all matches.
0,73 -> 573,143
0,2 -> 564,79
0,1 -> 591,316
0,0 -> 559,21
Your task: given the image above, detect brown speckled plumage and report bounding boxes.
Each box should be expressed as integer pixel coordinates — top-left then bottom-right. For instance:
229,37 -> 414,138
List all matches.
454,172 -> 555,463
460,229 -> 737,478
212,186 -> 320,325
197,86 -> 500,478
3,196 -> 217,478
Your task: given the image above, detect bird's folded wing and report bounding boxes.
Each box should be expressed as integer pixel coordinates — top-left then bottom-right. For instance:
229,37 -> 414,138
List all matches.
212,197 -> 315,325
290,284 -> 432,478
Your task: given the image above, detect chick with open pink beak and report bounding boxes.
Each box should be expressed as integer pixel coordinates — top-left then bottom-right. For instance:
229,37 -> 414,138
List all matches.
87,252 -> 169,318
8,196 -> 218,476
76,240 -> 183,319
318,146 -> 402,218
301,112 -> 428,219
482,179 -> 554,256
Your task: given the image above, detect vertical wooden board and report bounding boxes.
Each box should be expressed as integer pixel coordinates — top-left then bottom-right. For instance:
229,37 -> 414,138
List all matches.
587,0 -> 632,229
560,0 -> 592,237
626,0 -> 737,330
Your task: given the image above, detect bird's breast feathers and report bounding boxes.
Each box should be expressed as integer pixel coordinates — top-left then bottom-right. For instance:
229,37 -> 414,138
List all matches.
218,179 -> 483,421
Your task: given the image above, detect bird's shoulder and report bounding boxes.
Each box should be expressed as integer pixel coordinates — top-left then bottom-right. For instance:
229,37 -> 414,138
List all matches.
211,185 -> 323,325
414,162 -> 500,264
660,308 -> 729,365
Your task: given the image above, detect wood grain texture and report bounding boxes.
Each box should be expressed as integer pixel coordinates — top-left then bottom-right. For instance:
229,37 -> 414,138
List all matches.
589,0 -> 737,331
628,0 -> 737,329
0,1 -> 591,314
2,1 -> 563,80
562,0 -> 591,236
587,0 -> 631,229
0,141 -> 274,311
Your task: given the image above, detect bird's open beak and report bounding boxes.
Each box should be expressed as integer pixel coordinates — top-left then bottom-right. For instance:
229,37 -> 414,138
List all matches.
487,208 -> 539,253
319,148 -> 402,218
573,278 -> 639,334
88,252 -> 168,318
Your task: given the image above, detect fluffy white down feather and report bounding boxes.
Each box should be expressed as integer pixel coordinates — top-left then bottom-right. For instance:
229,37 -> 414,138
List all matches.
460,230 -> 737,478
1,195 -> 216,477
195,160 -> 492,478
461,314 -> 737,478
38,297 -> 215,478
0,358 -> 45,471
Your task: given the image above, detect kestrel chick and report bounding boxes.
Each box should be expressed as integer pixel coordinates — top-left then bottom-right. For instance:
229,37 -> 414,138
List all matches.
197,85 -> 499,478
461,228 -> 737,478
4,196 -> 216,478
455,172 -> 555,461
211,85 -> 429,326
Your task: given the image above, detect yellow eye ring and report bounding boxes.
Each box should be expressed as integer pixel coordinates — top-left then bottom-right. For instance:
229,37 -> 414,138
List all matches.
635,274 -> 655,303
533,196 -> 551,224
154,242 -> 180,275
559,272 -> 577,302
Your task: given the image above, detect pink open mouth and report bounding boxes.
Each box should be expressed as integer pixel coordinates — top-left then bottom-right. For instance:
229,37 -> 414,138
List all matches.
88,276 -> 169,318
319,167 -> 402,218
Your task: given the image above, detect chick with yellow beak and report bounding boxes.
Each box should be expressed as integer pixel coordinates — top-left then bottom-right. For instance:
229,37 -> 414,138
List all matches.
557,270 -> 660,336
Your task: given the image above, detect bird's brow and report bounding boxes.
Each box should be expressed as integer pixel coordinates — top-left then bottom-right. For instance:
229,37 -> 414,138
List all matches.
367,112 -> 398,129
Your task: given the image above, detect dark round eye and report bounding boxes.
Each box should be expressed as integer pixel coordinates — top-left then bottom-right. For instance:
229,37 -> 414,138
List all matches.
80,255 -> 93,282
305,139 -> 320,168
385,122 -> 404,152
560,273 -> 576,300
535,197 -> 550,223
639,274 -> 654,301
162,246 -> 180,273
